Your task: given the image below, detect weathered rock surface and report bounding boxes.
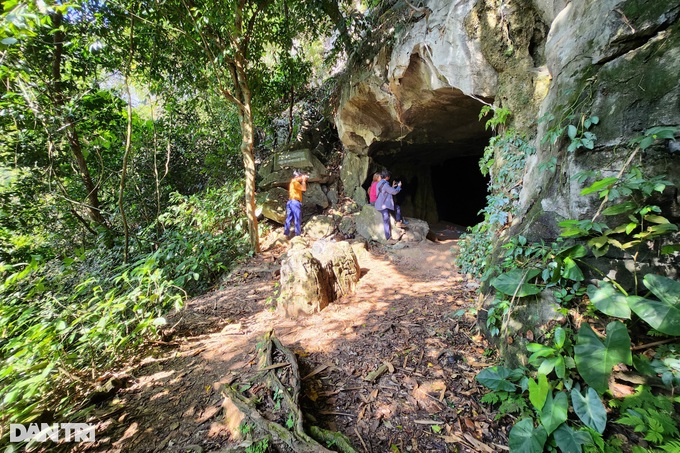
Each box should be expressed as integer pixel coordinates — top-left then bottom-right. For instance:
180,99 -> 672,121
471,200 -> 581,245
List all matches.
279,241 -> 332,318
330,0 -> 680,361
303,215 -> 337,239
354,204 -> 429,244
279,239 -> 360,317
335,0 -> 497,156
311,240 -> 361,300
258,148 -> 336,224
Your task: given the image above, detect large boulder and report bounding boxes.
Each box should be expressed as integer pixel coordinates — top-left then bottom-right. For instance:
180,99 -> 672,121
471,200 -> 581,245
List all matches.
279,242 -> 332,317
304,183 -> 330,209
311,240 -> 361,299
260,183 -> 332,225
279,239 -> 360,317
303,215 -> 337,239
354,204 -> 428,244
340,153 -> 370,206
260,187 -> 288,224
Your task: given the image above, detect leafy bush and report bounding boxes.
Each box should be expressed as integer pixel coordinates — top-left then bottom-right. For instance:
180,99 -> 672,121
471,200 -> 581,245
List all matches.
151,183 -> 250,294
0,183 -> 249,439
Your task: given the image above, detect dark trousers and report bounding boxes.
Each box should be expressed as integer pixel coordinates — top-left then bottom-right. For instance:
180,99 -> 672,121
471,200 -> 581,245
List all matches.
284,199 -> 302,237
379,205 -> 402,239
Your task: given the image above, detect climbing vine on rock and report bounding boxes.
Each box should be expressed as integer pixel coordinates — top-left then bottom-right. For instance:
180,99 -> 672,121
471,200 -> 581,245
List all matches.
457,106 -> 535,281
475,126 -> 680,453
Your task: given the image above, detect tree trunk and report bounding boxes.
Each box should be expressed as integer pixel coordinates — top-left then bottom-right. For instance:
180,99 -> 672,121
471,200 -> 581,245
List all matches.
239,101 -> 260,253
51,11 -> 108,229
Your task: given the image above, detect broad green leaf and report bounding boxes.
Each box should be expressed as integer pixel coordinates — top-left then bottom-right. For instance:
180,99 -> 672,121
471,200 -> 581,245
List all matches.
554,424 -> 593,453
644,214 -> 671,224
476,366 -> 516,391
574,322 -> 632,393
628,274 -> 680,335
528,373 -> 550,410
661,244 -> 680,254
540,391 -> 568,435
492,269 -> 542,297
561,244 -> 588,259
554,327 -> 566,349
1,37 -> 18,45
639,136 -> 654,150
561,257 -> 584,281
568,124 -> 578,139
554,356 -> 566,379
581,177 -> 618,196
537,356 -> 558,376
509,418 -> 547,453
587,282 -> 632,319
602,201 -> 636,216
571,386 -> 607,433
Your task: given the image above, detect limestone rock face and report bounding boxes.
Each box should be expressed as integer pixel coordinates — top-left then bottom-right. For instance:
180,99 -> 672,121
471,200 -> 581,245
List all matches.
279,244 -> 331,317
279,240 -> 360,318
355,204 -> 428,244
303,215 -> 337,239
520,0 -> 680,228
335,0 -> 497,156
311,240 -> 361,299
260,187 -> 288,224
355,204 -> 390,242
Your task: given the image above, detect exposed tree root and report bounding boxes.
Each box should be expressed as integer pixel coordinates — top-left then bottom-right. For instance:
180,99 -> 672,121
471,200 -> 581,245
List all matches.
220,330 -> 356,453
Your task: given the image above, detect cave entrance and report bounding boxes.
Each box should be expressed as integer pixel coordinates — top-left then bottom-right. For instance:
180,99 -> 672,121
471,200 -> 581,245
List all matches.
431,155 -> 488,227
364,87 -> 493,229
368,137 -> 491,229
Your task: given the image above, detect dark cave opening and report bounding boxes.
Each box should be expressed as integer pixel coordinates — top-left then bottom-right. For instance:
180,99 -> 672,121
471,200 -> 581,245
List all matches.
369,139 -> 490,229
431,155 -> 489,227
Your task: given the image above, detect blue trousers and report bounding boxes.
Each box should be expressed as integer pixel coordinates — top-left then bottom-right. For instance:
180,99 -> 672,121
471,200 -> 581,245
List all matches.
378,206 -> 402,239
284,199 -> 302,237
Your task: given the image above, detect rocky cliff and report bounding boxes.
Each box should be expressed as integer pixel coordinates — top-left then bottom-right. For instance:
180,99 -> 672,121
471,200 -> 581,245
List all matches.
333,0 -> 680,353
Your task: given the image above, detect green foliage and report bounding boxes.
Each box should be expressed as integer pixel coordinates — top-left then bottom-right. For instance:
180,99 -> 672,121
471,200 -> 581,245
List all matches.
527,327 -> 574,380
476,122 -> 680,452
246,438 -> 270,453
509,418 -> 548,453
574,322 -> 632,393
457,126 -> 535,278
540,391 -> 568,435
628,275 -> 680,336
0,251 -> 183,428
476,366 -> 524,392
566,116 -> 599,152
612,386 -> 680,448
571,386 -> 607,434
0,184 -> 248,435
153,183 -> 250,294
485,297 -> 510,337
479,104 -> 511,131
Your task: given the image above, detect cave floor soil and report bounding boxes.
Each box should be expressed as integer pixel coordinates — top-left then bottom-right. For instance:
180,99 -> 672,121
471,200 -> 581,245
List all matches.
74,232 -> 510,453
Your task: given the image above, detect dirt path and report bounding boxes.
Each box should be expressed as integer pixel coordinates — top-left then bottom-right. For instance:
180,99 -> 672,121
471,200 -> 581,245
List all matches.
76,235 -> 507,453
